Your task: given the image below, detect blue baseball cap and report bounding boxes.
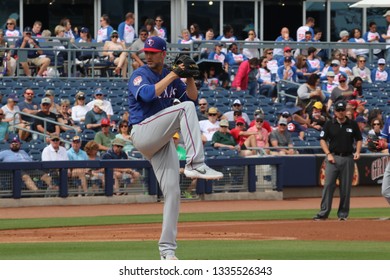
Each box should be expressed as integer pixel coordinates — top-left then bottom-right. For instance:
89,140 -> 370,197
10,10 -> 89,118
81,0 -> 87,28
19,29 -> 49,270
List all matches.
143,36 -> 166,52
80,27 -> 89,33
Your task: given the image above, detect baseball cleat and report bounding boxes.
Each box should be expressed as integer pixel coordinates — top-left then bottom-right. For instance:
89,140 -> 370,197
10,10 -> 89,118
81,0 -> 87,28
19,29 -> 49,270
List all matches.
338,217 -> 347,221
161,255 -> 179,260
313,215 -> 327,221
184,164 -> 223,180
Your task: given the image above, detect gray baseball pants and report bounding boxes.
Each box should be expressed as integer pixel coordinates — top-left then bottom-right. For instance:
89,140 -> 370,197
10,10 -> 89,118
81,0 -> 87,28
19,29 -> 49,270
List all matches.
130,101 -> 204,257
318,155 -> 354,219
382,162 -> 390,205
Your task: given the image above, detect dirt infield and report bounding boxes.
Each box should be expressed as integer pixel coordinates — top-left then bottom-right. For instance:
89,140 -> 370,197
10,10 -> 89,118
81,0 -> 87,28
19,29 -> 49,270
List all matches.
1,197 -> 389,243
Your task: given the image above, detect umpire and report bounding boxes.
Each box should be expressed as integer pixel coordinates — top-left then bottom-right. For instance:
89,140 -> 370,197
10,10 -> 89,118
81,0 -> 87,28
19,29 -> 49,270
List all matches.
314,100 -> 362,221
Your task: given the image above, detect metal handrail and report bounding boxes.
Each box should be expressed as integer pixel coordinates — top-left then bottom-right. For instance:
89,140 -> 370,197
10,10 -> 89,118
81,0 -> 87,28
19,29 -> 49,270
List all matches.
12,111 -> 79,144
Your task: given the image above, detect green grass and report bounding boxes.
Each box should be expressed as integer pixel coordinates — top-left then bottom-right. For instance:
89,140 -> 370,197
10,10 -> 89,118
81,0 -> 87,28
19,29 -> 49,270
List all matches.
0,208 -> 388,230
0,240 -> 389,260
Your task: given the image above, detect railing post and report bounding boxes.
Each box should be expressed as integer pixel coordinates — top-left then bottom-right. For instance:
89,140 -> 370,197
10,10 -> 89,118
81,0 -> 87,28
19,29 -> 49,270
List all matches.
59,168 -> 68,198
104,167 -> 114,196
247,165 -> 257,192
12,170 -> 23,199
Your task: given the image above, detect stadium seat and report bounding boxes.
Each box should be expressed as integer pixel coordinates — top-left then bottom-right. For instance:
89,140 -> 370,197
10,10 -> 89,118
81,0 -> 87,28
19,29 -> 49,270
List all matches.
28,149 -> 42,161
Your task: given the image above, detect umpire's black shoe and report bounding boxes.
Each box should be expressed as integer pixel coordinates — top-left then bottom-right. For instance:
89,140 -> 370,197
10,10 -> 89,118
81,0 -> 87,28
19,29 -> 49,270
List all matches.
313,215 -> 327,221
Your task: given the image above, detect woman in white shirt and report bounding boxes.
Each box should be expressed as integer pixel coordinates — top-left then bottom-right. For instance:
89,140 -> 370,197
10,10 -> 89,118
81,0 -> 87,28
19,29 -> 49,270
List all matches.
1,95 -> 27,139
71,91 -> 89,124
243,29 -> 260,59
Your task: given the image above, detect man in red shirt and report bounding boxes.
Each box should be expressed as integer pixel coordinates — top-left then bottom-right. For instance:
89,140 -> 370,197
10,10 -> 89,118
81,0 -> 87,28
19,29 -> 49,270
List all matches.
229,117 -> 258,156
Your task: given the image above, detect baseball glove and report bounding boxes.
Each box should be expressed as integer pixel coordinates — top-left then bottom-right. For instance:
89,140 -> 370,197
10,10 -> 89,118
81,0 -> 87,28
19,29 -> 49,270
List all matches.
367,134 -> 381,152
377,138 -> 388,150
172,55 -> 200,78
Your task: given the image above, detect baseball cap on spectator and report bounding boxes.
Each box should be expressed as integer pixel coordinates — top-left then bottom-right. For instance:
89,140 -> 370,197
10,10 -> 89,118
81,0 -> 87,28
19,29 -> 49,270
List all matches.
284,56 -> 292,63
143,36 -> 167,52
94,88 -> 104,95
215,42 -> 224,47
313,101 -> 323,110
254,108 -> 264,115
72,135 -> 81,142
94,99 -> 104,110
255,112 -> 264,120
173,132 -> 180,139
383,10 -> 390,17
233,99 -> 241,105
339,73 -> 347,82
339,30 -> 349,38
111,30 -> 119,35
11,137 -> 20,144
101,118 -> 110,126
112,138 -> 125,147
45,90 -> 55,97
281,111 -> 291,118
327,71 -> 335,77
235,117 -> 246,125
24,26 -> 32,33
284,46 -> 292,52
80,27 -> 89,33
334,100 -> 347,110
331,59 -> 340,66
355,116 -> 367,123
378,58 -> 386,65
278,118 -> 288,125
50,134 -> 60,141
219,119 -> 229,127
7,94 -> 19,102
76,91 -> 85,99
41,97 -> 51,104
208,107 -> 218,114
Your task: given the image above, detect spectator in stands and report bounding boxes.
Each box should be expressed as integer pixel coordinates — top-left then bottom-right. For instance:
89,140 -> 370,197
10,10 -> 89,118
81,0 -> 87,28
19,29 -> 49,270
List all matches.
295,54 -> 310,81
211,119 -> 240,152
208,42 -> 229,88
178,29 -> 193,53
57,99 -> 81,133
127,28 -> 148,70
352,56 -> 372,83
44,90 -> 60,114
202,66 -> 220,90
282,110 -> 306,140
84,140 -> 105,191
349,28 -> 369,59
309,101 -> 327,131
18,88 -> 39,141
97,14 -> 113,43
355,116 -> 368,146
328,73 -> 355,109
322,71 -> 338,100
247,113 -> 270,154
144,18 -> 158,37
0,137 -> 52,191
15,26 -> 50,77
60,17 -> 77,42
277,46 -> 296,66
34,97 -> 60,140
32,21 -> 42,37
339,54 -> 353,78
371,58 -> 390,82
94,118 -> 116,152
382,10 -> 390,64
321,59 -> 347,85
0,109 -> 8,142
66,135 -> 88,195
231,57 -> 259,95
115,120 -> 134,156
199,107 -> 220,143
277,56 -> 297,82
348,99 -> 367,119
200,28 -> 215,59
0,29 -> 16,76
42,134 -> 68,161
363,21 -> 384,59
118,12 -> 135,44
1,94 -> 26,139
226,42 -> 247,67
368,118 -> 388,154
197,98 -> 209,121
269,118 -> 295,155
4,18 -> 21,43
71,91 -> 88,125
243,29 -> 260,59
281,102 -> 309,128
306,47 -> 323,74
51,25 -> 68,63
297,73 -> 326,108
190,23 -> 203,41
296,17 -> 315,42
381,115 -> 390,153
264,48 -> 279,77
229,117 -> 258,156
85,100 -> 109,132
249,109 -> 272,133
337,30 -> 356,62
86,88 -> 113,120
102,138 -> 141,194
223,99 -> 250,124
216,24 -> 237,54
273,27 -> 294,61
154,15 -> 168,40
368,108 -> 383,127
257,56 -> 276,99
102,30 -> 128,78
294,31 -> 314,57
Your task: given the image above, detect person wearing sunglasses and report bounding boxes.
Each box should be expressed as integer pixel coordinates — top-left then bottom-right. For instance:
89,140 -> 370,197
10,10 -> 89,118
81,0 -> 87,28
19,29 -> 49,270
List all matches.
269,117 -> 295,155
154,15 -> 167,40
352,55 -> 372,83
0,29 -> 17,76
314,99 -> 362,221
4,18 -> 21,43
371,58 -> 390,82
102,30 -> 128,78
115,120 -> 134,155
97,14 -> 114,43
327,73 -> 354,111
199,107 -> 220,143
71,91 -> 88,124
34,97 -> 61,141
243,29 -> 260,59
86,88 -> 113,120
247,113 -> 270,154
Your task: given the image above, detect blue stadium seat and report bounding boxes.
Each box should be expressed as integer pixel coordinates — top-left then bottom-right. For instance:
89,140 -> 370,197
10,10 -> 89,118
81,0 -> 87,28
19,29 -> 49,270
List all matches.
28,149 -> 42,161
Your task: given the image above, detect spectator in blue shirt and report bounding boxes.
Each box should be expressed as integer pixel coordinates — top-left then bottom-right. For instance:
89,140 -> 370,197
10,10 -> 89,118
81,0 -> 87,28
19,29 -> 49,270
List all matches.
67,135 -> 88,196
